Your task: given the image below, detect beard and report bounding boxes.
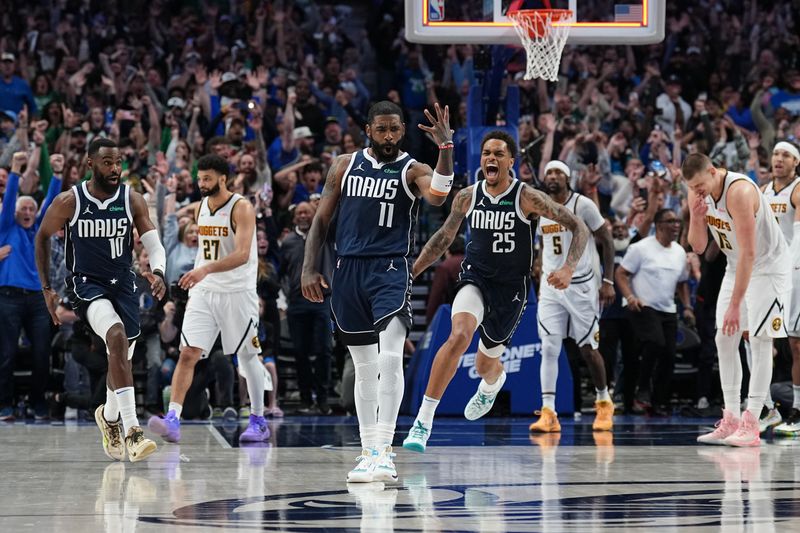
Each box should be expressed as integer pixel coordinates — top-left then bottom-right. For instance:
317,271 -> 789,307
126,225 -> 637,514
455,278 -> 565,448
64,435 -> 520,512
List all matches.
613,237 -> 631,252
370,137 -> 400,163
200,183 -> 220,197
95,172 -> 120,194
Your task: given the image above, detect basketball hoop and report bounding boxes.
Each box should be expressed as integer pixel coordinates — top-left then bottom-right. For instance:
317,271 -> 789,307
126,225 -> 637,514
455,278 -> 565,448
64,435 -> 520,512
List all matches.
508,8 -> 573,82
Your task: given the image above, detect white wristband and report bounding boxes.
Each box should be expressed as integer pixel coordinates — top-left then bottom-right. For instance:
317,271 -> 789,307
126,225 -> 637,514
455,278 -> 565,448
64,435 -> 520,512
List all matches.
431,170 -> 454,197
140,229 -> 166,276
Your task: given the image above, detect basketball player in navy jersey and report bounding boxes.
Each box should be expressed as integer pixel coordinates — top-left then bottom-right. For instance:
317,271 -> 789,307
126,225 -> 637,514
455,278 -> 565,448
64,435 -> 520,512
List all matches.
402,131 -> 591,452
35,138 -> 167,462
302,101 -> 454,483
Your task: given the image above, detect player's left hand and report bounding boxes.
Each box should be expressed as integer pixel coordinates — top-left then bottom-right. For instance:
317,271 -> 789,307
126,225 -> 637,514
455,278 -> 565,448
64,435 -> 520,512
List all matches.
722,303 -> 740,336
547,266 -> 573,290
179,267 -> 208,291
599,282 -> 615,308
144,271 -> 167,300
418,102 -> 453,146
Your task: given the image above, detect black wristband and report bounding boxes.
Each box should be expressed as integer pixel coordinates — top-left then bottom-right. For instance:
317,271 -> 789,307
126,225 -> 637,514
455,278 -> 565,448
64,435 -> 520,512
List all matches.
153,270 -> 166,282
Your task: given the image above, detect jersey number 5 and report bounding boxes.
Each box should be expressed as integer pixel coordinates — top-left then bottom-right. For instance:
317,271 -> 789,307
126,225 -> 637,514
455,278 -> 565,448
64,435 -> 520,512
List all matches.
492,232 -> 515,253
552,235 -> 562,255
203,240 -> 220,260
715,230 -> 733,250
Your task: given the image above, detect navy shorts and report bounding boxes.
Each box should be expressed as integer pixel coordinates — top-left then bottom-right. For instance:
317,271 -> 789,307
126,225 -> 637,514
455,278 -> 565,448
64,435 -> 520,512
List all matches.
458,271 -> 530,349
66,270 -> 141,340
331,256 -> 413,345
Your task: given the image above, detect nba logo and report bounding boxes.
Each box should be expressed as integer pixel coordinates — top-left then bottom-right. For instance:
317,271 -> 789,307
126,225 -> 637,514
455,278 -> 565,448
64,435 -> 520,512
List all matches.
429,0 -> 445,22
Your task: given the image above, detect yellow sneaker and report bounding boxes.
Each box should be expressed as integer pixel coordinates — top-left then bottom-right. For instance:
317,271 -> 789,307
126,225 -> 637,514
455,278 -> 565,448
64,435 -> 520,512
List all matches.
528,407 -> 561,433
125,426 -> 157,463
95,405 -> 125,461
593,400 -> 614,431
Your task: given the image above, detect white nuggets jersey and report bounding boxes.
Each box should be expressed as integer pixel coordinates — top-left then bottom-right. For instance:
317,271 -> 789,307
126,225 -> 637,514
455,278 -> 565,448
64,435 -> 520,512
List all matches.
763,176 -> 800,246
705,171 -> 788,274
194,194 -> 257,292
537,192 -> 603,283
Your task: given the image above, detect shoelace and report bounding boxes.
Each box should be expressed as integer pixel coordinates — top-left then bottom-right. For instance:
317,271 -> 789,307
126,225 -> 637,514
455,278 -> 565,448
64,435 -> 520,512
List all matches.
354,453 -> 374,467
472,392 -> 492,408
108,423 -> 122,447
129,430 -> 145,444
409,421 -> 429,439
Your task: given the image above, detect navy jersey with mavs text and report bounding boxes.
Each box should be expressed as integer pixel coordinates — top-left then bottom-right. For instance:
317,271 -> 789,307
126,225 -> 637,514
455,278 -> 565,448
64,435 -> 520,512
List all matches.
462,179 -> 534,279
65,181 -> 134,277
64,182 -> 141,340
335,148 -> 419,257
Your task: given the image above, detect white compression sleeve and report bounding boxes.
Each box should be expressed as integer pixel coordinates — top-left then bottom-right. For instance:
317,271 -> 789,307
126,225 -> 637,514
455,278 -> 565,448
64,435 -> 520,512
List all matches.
140,229 -> 166,275
376,317 -> 407,446
716,330 -> 743,415
349,344 -> 380,449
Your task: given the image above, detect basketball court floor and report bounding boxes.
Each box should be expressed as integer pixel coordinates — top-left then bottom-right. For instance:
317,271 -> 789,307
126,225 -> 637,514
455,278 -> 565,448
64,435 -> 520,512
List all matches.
2,416 -> 799,531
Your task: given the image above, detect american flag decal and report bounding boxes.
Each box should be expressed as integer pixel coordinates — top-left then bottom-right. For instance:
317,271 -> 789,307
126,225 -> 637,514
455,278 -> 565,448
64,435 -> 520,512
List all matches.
614,4 -> 644,23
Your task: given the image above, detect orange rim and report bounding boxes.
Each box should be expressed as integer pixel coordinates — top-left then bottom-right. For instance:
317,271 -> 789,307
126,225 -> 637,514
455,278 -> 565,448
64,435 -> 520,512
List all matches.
508,9 -> 573,38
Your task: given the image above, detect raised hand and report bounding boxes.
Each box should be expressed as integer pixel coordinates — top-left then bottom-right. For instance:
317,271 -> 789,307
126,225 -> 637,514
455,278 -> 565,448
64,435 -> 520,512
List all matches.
418,102 -> 453,146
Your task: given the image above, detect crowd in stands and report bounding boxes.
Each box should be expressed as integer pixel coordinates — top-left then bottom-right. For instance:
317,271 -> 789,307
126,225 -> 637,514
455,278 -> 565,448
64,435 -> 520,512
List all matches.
0,0 -> 798,421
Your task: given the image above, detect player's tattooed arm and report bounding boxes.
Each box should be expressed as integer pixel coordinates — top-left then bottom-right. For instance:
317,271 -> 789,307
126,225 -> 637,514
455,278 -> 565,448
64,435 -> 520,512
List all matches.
302,153 -> 350,303
520,185 -> 589,288
35,191 -> 76,325
413,186 -> 473,278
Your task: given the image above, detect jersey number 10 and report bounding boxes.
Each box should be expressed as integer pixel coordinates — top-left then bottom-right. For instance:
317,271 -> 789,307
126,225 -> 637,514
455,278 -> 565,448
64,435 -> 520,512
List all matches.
109,236 -> 125,259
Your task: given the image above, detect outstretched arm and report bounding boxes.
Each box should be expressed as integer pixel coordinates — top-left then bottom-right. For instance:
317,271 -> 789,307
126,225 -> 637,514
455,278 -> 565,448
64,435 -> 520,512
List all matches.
413,187 -> 473,278
408,102 -> 454,206
301,154 -> 351,303
35,191 -> 76,325
519,185 -> 589,289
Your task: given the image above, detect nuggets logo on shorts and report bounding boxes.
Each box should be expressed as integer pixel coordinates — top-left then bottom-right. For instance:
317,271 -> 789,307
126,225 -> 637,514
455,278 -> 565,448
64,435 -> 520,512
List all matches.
594,331 -> 600,343
772,318 -> 782,332
252,336 -> 261,349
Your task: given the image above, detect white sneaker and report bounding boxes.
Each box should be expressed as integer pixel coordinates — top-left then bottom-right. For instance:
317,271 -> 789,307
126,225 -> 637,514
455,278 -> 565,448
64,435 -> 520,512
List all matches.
347,448 -> 377,483
774,408 -> 800,436
372,445 -> 398,482
463,372 -> 507,421
402,420 -> 432,453
758,406 -> 782,433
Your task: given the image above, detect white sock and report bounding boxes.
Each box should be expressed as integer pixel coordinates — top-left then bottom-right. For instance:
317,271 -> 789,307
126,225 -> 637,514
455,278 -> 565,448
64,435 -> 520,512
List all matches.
596,387 -> 611,402
349,344 -> 380,449
542,393 -> 556,412
417,395 -> 440,427
375,422 -> 395,447
239,354 -> 265,417
479,371 -> 506,394
168,402 -> 183,419
716,330 -> 743,416
104,388 -> 119,421
746,336 -> 773,420
115,387 -> 139,435
793,385 -> 800,410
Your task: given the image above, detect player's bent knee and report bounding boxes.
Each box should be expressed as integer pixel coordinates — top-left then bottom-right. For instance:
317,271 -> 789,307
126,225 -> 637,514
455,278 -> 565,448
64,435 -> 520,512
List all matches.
447,328 -> 473,351
87,299 -> 124,343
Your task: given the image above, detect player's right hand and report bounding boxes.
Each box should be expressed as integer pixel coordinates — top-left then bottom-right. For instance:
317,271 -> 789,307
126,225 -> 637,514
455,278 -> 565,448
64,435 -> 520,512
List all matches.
42,288 -> 61,326
689,194 -> 708,218
546,266 -> 573,290
301,270 -> 328,303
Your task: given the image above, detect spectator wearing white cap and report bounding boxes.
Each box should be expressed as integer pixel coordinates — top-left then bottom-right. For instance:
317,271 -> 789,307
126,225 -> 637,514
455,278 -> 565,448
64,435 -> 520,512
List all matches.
0,53 -> 36,115
616,208 -> 693,415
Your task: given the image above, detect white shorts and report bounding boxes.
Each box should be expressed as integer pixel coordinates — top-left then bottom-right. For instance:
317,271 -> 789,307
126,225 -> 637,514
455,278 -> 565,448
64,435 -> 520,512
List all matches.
786,267 -> 800,336
181,289 -> 260,357
537,275 -> 600,349
716,270 -> 790,339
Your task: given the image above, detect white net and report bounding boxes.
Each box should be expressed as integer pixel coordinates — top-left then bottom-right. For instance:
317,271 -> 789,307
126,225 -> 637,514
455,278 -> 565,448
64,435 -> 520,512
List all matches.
508,10 -> 572,82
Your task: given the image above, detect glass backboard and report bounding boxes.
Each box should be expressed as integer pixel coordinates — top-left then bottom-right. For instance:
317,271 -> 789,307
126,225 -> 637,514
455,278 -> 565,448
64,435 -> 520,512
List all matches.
405,0 -> 665,46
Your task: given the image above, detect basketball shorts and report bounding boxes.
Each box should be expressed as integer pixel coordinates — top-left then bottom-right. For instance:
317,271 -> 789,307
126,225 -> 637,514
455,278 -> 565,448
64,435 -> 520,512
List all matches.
716,269 -> 790,339
786,267 -> 800,336
537,274 -> 600,349
181,288 -> 260,357
456,270 -> 530,349
67,270 -> 140,341
331,256 -> 413,346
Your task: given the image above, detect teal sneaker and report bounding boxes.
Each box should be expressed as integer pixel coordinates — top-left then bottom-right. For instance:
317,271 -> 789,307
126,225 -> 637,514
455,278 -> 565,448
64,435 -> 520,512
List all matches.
402,420 -> 431,453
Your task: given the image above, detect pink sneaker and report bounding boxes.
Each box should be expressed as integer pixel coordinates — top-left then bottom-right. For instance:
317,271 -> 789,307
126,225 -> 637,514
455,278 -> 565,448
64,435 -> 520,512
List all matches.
697,409 -> 740,445
723,410 -> 761,447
